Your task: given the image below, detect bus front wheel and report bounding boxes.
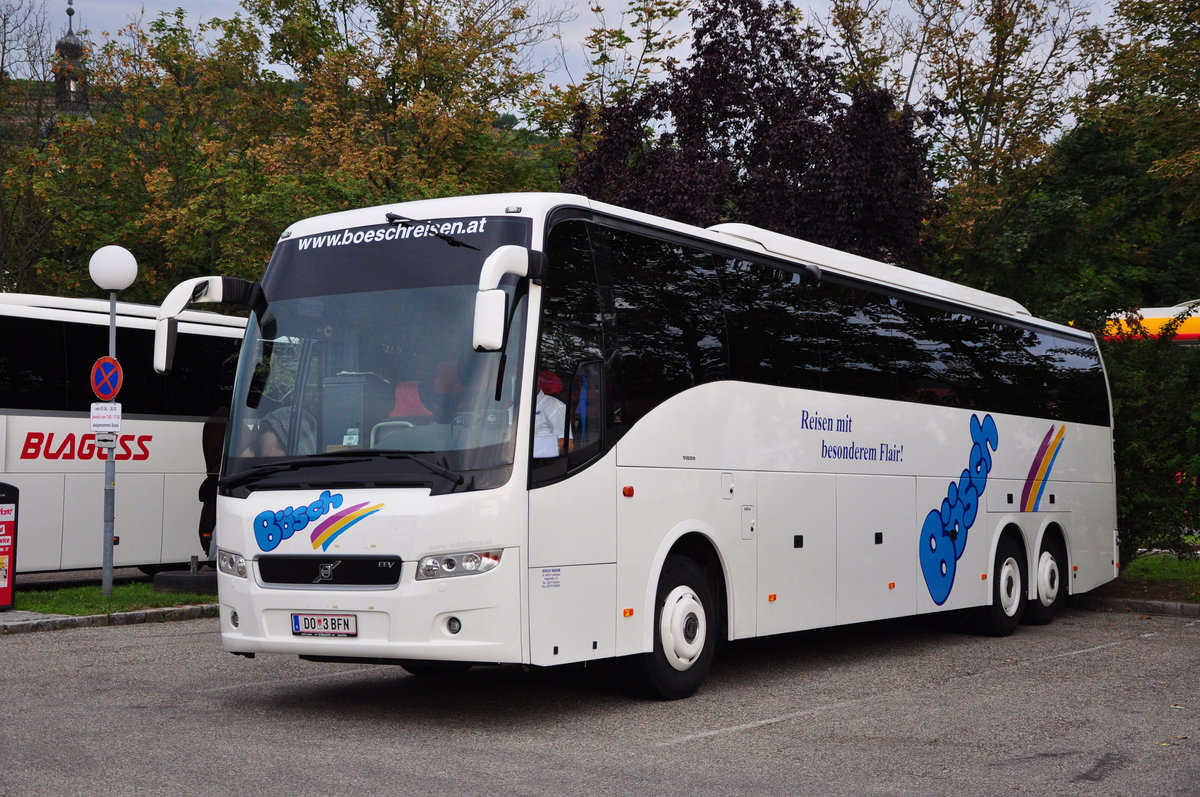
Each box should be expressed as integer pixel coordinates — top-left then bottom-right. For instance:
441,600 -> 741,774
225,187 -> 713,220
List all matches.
628,555 -> 716,700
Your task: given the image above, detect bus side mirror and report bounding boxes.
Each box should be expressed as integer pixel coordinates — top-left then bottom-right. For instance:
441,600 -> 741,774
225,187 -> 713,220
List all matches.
473,290 -> 508,352
473,245 -> 545,352
154,276 -> 263,374
154,317 -> 180,376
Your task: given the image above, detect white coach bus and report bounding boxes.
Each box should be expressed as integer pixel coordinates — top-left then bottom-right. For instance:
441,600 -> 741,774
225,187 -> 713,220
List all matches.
153,193 -> 1117,698
0,294 -> 243,573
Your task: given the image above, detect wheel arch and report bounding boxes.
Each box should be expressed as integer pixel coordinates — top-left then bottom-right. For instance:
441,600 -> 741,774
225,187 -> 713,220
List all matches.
639,525 -> 730,650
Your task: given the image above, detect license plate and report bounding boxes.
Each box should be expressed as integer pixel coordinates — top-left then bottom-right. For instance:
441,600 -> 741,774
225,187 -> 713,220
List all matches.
291,613 -> 357,637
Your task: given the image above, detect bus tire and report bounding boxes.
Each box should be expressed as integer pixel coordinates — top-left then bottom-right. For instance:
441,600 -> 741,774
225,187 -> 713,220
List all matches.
398,660 -> 474,678
629,555 -> 716,700
973,535 -> 1025,636
1024,536 -> 1066,626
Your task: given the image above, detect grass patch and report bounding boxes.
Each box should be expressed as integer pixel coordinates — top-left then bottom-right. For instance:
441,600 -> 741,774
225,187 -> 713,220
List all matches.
13,581 -> 214,616
1122,552 -> 1200,602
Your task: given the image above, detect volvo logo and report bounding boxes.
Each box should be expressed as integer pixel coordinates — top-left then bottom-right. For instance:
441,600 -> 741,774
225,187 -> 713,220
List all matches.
314,561 -> 342,583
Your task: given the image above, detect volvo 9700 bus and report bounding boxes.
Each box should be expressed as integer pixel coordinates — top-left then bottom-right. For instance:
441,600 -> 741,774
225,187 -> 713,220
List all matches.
1,294 -> 243,573
153,193 -> 1117,698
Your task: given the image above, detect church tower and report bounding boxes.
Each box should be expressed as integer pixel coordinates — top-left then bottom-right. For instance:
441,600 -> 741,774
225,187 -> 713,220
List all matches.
54,0 -> 88,114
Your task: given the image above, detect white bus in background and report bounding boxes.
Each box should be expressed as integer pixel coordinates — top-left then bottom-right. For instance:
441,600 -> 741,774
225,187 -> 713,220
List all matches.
0,294 -> 243,573
154,193 -> 1118,698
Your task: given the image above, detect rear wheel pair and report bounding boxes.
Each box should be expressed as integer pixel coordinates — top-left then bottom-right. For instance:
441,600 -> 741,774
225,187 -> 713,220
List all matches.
974,535 -> 1066,635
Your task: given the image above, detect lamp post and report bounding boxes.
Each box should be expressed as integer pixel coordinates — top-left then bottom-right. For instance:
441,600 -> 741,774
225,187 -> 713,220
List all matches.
89,246 -> 137,596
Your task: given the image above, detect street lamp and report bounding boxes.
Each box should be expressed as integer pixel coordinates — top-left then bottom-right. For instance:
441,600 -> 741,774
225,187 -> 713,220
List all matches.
89,245 -> 137,596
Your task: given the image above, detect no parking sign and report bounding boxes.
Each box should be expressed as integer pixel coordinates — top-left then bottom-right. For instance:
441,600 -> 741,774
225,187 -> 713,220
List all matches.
91,356 -> 123,402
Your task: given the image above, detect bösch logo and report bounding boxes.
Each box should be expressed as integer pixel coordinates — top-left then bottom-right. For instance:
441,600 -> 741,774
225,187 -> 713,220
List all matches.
919,414 -> 999,605
254,490 -> 384,552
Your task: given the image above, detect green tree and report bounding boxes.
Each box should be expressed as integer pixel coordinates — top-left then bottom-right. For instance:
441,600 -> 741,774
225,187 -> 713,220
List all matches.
0,0 -> 55,292
563,0 -> 932,264
956,117 -> 1200,327
15,0 -> 564,300
819,0 -> 1099,278
245,0 -> 565,199
1092,0 -> 1200,224
25,12 -> 303,299
1102,310 -> 1200,566
946,0 -> 1200,326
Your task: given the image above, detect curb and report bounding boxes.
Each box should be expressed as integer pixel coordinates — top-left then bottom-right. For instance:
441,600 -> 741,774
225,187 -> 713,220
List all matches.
1,603 -> 218,635
1068,595 -> 1200,618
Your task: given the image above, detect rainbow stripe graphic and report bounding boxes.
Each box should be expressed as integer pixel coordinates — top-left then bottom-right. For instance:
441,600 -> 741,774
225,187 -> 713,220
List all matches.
1020,425 -> 1065,512
310,500 -> 384,551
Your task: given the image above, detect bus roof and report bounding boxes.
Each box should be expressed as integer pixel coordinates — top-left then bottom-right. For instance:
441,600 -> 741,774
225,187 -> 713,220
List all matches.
274,191 -> 1071,333
706,222 -> 1033,320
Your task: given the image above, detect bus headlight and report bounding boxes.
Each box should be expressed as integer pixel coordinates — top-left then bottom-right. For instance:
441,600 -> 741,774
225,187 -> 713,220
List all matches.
217,549 -> 248,579
416,550 -> 502,580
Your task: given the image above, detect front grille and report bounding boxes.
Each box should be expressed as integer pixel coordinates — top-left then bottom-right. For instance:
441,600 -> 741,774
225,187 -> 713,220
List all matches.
257,555 -> 402,587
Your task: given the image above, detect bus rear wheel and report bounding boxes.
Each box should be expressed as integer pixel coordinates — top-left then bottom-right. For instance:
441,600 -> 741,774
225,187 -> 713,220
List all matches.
973,535 -> 1025,636
1024,537 -> 1067,625
628,555 -> 716,700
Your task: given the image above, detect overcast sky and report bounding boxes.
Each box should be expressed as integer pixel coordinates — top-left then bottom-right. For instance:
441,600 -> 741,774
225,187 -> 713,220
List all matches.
57,0 -> 604,84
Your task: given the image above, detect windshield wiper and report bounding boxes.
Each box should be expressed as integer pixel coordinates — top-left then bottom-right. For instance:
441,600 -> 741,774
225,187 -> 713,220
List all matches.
384,212 -> 480,250
372,450 -> 465,486
219,454 -> 371,491
220,450 -> 465,492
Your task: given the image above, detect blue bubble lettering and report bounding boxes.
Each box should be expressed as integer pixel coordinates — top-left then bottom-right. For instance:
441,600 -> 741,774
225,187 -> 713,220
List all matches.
254,490 -> 344,552
920,414 -> 999,605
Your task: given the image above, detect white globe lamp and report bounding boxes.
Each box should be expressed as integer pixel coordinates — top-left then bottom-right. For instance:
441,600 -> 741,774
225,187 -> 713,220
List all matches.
89,245 -> 138,291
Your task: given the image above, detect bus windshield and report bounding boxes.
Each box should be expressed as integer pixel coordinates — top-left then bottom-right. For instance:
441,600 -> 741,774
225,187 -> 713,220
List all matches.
221,215 -> 530,496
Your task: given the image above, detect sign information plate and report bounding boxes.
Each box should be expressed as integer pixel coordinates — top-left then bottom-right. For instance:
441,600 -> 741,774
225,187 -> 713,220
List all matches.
90,403 -> 122,433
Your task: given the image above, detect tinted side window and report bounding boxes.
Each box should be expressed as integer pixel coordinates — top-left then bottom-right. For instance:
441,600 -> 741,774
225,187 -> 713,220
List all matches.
534,219 -> 608,485
0,316 -> 67,411
718,258 -> 821,389
1028,330 -> 1109,425
809,278 -> 1108,425
167,332 -> 242,417
812,281 -> 912,401
541,220 -> 603,327
599,226 -> 728,426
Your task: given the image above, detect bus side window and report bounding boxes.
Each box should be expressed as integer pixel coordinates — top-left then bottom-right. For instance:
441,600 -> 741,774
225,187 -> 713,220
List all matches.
567,360 -> 604,467
531,326 -> 603,484
533,218 -> 608,487
0,316 -> 68,411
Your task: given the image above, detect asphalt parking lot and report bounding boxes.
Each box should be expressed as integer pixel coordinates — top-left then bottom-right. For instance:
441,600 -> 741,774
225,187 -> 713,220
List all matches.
1,602 -> 1196,796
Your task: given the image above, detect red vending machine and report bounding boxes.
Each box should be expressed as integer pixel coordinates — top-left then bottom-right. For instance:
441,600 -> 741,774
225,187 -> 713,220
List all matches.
0,483 -> 17,611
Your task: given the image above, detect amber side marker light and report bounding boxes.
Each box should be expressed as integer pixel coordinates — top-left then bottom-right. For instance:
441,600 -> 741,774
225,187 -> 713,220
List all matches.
768,593 -> 777,602
623,608 -> 634,617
